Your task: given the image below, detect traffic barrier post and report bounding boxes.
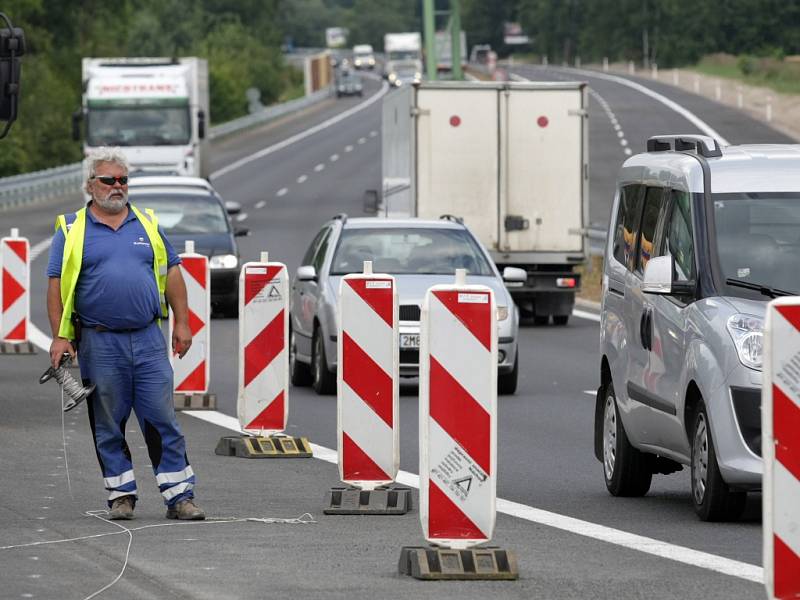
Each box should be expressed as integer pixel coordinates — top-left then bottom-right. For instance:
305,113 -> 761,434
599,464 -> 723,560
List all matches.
325,261 -> 410,515
0,228 -> 35,354
215,252 -> 311,459
171,240 -> 215,410
399,269 -> 518,580
763,298 -> 800,600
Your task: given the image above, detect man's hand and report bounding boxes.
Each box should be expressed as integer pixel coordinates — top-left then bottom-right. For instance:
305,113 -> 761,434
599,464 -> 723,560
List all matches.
49,337 -> 75,369
172,321 -> 192,358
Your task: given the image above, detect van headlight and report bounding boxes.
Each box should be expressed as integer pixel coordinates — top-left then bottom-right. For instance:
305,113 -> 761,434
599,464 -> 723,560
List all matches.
497,306 -> 509,321
209,254 -> 238,269
726,314 -> 763,370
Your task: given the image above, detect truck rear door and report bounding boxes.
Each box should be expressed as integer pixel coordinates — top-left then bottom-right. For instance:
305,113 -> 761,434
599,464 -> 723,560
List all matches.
415,85 -> 499,250
500,85 -> 586,253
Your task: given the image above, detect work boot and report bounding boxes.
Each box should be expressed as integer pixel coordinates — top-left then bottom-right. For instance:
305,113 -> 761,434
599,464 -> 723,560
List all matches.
108,495 -> 135,520
166,498 -> 205,520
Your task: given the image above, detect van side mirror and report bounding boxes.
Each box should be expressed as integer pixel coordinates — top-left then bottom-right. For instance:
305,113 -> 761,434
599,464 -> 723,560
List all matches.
198,109 -> 206,139
502,266 -> 527,285
642,256 -> 674,294
296,265 -> 317,282
71,109 -> 83,141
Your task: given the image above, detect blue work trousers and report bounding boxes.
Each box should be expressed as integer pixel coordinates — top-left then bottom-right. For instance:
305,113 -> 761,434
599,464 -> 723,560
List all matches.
78,322 -> 195,507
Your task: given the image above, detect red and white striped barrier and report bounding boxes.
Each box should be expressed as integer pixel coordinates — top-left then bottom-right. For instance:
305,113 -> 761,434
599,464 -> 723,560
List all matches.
237,252 -> 289,434
763,298 -> 800,600
1,228 -> 30,343
337,261 -> 399,489
419,268 -> 498,549
170,240 -> 210,394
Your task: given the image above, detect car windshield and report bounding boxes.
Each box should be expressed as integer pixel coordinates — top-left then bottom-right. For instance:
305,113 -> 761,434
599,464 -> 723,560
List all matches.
130,194 -> 229,234
330,227 -> 493,276
713,193 -> 800,296
87,105 -> 191,146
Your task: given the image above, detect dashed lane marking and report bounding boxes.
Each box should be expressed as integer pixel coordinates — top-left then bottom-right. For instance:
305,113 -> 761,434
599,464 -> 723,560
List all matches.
369,130 -> 378,137
584,390 -> 596,396
314,163 -> 325,172
235,213 -> 248,222
330,154 -> 339,162
276,187 -> 288,197
255,200 -> 266,209
344,145 -> 354,152
357,137 -> 366,144
297,174 -> 307,184
183,409 -> 763,585
210,81 -> 390,179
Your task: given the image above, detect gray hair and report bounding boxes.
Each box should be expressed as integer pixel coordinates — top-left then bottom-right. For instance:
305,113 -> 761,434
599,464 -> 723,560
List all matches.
85,147 -> 129,179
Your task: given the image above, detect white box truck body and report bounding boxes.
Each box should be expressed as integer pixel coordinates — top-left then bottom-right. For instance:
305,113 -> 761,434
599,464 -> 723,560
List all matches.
434,30 -> 467,72
383,32 -> 423,86
75,57 -> 210,178
380,81 -> 588,321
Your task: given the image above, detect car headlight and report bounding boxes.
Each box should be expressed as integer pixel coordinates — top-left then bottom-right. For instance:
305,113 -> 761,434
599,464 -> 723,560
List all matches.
497,306 -> 509,321
388,72 -> 397,82
414,72 -> 422,80
726,314 -> 763,370
209,254 -> 238,269
368,58 -> 375,65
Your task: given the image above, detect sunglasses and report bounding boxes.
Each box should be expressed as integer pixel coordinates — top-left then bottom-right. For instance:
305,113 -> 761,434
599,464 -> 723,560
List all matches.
92,175 -> 129,185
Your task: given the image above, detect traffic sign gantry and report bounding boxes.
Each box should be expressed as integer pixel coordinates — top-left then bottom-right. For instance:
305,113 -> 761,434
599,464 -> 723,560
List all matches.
215,252 -> 311,459
171,240 -> 215,409
763,298 -> 800,600
1,227 -> 34,354
399,269 -> 518,580
325,261 -> 410,515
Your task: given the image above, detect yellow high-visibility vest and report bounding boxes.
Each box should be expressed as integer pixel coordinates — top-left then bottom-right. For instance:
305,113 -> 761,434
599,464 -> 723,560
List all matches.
54,205 -> 169,340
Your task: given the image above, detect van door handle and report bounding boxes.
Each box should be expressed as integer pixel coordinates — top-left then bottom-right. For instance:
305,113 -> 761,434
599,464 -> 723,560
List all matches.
640,308 -> 653,351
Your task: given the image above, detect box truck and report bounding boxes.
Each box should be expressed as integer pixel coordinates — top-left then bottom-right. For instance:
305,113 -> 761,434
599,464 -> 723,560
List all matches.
73,57 -> 210,178
379,81 -> 589,324
383,32 -> 423,86
434,30 -> 467,72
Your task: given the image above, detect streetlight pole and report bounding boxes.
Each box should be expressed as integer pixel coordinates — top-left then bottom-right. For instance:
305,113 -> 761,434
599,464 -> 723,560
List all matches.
422,0 -> 437,81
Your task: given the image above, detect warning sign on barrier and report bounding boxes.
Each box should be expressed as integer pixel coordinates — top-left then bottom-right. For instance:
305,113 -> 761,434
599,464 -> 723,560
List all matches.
237,252 -> 290,435
763,297 -> 800,600
419,269 -> 497,549
170,241 -> 210,395
1,228 -> 30,344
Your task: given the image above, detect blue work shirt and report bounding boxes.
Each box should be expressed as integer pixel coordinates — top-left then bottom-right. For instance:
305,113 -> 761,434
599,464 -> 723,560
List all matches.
47,203 -> 181,330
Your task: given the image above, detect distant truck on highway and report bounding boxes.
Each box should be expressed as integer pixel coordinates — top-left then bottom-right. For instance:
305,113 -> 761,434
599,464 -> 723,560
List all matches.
352,44 -> 376,70
73,57 -> 210,178
383,32 -> 423,86
434,30 -> 467,72
378,81 -> 589,324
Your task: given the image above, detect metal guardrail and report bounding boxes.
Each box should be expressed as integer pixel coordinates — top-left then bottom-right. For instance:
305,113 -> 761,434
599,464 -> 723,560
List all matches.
0,86 -> 333,211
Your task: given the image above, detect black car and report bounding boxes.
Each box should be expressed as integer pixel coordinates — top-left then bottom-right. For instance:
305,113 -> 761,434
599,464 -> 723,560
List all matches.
128,177 -> 248,316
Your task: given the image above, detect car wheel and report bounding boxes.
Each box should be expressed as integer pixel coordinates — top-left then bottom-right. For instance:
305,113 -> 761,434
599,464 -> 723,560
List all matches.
603,383 -> 652,496
312,327 -> 336,395
498,352 -> 518,395
691,405 -> 746,521
553,315 -> 569,326
289,326 -> 312,387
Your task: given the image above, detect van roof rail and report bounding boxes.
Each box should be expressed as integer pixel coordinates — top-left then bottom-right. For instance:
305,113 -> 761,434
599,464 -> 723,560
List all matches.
439,214 -> 464,224
646,135 -> 723,158
331,213 -> 348,223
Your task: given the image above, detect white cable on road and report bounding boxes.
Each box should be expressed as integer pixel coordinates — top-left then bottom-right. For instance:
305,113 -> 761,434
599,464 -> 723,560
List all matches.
210,81 -> 390,180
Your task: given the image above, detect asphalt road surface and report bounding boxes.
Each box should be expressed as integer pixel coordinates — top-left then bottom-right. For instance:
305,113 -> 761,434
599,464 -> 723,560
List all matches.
1,67 -> 791,599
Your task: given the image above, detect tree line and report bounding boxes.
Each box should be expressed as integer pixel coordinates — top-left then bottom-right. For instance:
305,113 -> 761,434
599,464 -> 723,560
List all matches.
1,0 -> 300,177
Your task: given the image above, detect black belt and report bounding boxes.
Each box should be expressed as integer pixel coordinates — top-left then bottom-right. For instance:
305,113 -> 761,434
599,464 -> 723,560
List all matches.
82,320 -> 155,333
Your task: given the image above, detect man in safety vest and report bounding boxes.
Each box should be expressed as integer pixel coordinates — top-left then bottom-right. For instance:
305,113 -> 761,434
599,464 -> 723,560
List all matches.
46,147 -> 205,521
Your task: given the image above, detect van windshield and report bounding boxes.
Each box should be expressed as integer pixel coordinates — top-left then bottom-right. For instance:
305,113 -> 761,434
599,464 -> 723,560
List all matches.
713,193 -> 800,296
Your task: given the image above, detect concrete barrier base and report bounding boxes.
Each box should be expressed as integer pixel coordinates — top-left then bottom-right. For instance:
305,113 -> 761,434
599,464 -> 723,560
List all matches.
398,546 -> 519,580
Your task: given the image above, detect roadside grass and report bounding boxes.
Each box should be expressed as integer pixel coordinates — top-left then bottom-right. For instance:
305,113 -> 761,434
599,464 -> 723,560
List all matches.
694,53 -> 800,95
577,255 -> 604,304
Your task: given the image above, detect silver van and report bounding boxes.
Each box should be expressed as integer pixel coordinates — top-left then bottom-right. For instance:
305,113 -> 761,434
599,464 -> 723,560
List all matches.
596,135 -> 800,521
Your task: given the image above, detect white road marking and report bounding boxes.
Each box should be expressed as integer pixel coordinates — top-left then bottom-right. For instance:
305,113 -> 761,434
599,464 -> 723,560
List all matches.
314,163 -> 325,172
235,213 -> 248,222
584,390 -> 596,396
30,237 -> 53,261
255,200 -> 266,209
276,187 -> 288,197
210,81 -> 390,180
625,148 -> 633,155
297,174 -> 308,184
573,309 -> 601,323
183,409 -> 763,584
344,145 -> 354,153
330,154 -> 339,162
369,130 -> 378,137
357,137 -> 366,145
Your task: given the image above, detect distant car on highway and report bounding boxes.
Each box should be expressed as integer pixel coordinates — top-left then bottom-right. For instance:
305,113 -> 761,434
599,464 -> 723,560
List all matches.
335,67 -> 363,98
352,44 -> 375,69
290,215 -> 523,395
128,176 -> 249,317
596,135 -> 800,521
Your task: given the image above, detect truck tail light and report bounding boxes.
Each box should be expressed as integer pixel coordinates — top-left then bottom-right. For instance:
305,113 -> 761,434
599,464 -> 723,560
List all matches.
556,277 -> 576,288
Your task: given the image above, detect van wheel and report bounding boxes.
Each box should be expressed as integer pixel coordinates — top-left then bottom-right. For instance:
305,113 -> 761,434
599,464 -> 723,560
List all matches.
553,315 -> 569,326
603,383 -> 652,496
498,353 -> 518,395
312,327 -> 336,395
691,405 -> 746,521
289,326 -> 312,387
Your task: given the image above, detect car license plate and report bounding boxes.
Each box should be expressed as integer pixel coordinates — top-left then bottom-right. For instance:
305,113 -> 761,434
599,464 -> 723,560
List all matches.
400,334 -> 420,349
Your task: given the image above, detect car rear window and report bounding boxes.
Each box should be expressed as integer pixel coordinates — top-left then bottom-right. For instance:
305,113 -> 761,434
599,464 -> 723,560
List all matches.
331,228 -> 493,276
130,194 -> 229,234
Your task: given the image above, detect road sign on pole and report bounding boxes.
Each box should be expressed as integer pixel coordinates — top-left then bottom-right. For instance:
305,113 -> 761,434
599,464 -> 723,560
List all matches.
763,297 -> 800,600
1,228 -> 33,353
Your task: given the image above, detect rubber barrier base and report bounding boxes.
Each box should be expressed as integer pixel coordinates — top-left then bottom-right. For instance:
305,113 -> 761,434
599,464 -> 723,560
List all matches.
214,435 -> 313,458
398,546 -> 519,580
0,341 -> 36,355
174,393 -> 217,411
324,486 -> 412,515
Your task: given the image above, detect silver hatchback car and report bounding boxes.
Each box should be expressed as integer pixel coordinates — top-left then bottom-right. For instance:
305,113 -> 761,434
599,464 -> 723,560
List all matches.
596,135 -> 800,521
289,215 -> 522,396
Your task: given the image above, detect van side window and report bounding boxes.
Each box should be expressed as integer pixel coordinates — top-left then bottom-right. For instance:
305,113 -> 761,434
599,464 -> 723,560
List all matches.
636,187 -> 667,274
313,228 -> 332,273
612,184 -> 644,271
663,190 -> 696,282
302,227 -> 328,266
